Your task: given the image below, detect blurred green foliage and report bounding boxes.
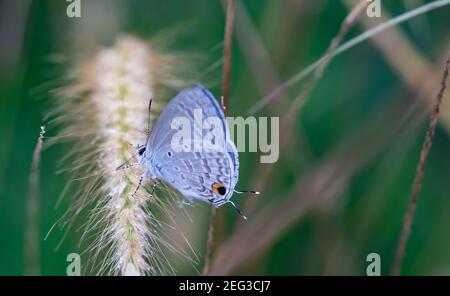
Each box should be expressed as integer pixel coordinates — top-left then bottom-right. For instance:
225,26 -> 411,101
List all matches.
1,0 -> 450,275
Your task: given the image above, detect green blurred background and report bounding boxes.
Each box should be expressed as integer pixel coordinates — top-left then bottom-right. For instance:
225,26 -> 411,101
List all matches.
1,0 -> 450,275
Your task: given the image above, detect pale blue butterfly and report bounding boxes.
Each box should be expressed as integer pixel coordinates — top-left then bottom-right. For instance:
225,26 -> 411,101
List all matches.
122,85 -> 258,219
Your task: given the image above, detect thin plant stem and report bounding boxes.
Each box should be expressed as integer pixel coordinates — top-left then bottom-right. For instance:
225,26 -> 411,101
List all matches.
248,0 -> 450,114
221,0 -> 234,114
391,53 -> 450,276
24,125 -> 45,275
202,207 -> 217,276
243,0 -> 368,218
203,0 -> 235,276
281,0 -> 368,140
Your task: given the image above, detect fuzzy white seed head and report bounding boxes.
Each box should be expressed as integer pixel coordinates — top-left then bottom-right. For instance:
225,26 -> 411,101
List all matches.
51,36 -> 197,275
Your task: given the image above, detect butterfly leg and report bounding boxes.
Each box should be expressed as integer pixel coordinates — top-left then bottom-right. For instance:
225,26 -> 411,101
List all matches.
116,161 -> 141,172
150,180 -> 158,196
132,175 -> 144,197
177,197 -> 193,209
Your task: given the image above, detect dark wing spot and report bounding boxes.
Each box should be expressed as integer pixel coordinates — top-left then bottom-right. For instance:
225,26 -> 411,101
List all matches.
218,186 -> 226,196
212,182 -> 227,196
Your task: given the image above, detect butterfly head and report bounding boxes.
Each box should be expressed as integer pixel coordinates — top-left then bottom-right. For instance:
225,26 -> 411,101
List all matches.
135,144 -> 147,162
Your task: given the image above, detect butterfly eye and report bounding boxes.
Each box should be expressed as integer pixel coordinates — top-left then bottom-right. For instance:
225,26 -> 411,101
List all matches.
138,146 -> 146,156
212,182 -> 226,196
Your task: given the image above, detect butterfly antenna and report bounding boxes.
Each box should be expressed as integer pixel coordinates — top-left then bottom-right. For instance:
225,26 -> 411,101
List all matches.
228,201 -> 247,220
220,95 -> 227,111
234,189 -> 260,196
116,100 -> 151,171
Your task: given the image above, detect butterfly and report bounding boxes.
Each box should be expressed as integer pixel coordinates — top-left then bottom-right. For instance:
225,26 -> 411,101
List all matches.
121,85 -> 258,219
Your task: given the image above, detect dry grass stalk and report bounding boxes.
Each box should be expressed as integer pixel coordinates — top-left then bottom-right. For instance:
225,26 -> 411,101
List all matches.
391,53 -> 450,276
203,0 -> 235,276
24,126 -> 46,275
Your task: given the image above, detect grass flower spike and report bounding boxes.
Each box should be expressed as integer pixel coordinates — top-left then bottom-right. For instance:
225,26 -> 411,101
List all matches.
93,37 -> 155,276
52,36 -> 193,275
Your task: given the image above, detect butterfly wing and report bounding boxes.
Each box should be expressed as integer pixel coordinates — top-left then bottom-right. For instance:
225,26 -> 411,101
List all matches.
146,85 -> 239,206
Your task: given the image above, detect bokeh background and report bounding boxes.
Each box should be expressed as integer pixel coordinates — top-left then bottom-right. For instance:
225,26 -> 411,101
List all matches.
1,0 -> 450,276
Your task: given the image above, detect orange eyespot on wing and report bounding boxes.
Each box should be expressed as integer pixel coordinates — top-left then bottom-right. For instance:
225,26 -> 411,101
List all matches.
212,182 -> 227,196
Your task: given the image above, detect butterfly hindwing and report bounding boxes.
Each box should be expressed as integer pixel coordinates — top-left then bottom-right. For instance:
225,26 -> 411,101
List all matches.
158,152 -> 235,203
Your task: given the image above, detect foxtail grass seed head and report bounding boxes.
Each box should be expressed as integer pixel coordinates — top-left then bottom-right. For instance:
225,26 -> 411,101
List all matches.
93,38 -> 154,275
52,36 -> 194,275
